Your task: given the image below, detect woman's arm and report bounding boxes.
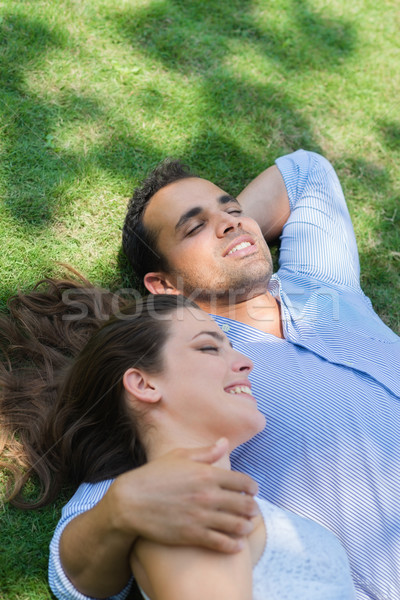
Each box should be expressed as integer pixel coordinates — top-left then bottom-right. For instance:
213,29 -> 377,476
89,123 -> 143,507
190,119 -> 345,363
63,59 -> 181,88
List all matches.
131,538 -> 253,600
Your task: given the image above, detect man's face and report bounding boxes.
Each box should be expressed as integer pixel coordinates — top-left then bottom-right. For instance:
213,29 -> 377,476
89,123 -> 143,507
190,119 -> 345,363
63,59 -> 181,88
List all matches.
143,177 -> 273,308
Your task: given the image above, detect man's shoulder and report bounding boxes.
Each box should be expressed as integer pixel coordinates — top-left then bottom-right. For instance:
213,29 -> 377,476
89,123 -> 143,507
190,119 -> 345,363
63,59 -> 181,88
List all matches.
61,479 -> 114,516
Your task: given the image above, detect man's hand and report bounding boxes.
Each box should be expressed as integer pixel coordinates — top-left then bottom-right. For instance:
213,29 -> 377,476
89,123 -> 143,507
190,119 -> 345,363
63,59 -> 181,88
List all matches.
238,164 -> 290,241
109,438 -> 259,553
59,439 -> 258,598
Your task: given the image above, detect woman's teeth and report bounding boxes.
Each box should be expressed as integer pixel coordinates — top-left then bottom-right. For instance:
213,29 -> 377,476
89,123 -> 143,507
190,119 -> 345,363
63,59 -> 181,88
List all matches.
228,385 -> 252,395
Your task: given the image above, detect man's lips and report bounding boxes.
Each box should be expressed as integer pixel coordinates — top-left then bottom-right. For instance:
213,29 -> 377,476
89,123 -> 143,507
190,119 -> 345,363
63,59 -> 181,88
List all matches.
223,235 -> 257,257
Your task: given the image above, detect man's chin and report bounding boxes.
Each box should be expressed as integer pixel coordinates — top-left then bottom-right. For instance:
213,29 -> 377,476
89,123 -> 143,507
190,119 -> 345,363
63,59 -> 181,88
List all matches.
172,263 -> 273,309
225,281 -> 272,306
184,282 -> 271,311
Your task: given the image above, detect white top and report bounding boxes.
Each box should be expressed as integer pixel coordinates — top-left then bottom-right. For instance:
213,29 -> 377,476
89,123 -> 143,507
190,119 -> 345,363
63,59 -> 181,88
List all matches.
138,497 -> 356,600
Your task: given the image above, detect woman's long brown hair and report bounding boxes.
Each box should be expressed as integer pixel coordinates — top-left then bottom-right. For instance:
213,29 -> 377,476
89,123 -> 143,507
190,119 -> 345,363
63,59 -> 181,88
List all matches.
0,275 -> 196,508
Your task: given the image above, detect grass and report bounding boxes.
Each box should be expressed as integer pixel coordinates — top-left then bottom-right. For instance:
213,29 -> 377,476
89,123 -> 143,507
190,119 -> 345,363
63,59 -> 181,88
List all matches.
0,0 -> 399,597
0,501 -> 60,600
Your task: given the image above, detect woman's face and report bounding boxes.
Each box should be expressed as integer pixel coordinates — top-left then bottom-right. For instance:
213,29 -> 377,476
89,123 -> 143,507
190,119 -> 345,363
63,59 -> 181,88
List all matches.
151,307 -> 266,450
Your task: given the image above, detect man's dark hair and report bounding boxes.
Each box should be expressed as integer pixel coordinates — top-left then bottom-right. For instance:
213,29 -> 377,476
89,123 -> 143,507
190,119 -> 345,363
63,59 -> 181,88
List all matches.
122,159 -> 195,279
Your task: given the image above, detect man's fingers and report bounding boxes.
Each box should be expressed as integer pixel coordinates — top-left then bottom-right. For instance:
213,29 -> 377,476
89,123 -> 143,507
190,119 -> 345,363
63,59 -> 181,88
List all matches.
187,483 -> 258,519
216,469 -> 259,498
187,527 -> 246,554
175,494 -> 257,550
215,489 -> 259,519
171,440 -> 258,497
205,509 -> 255,538
184,437 -> 229,465
118,445 -> 260,551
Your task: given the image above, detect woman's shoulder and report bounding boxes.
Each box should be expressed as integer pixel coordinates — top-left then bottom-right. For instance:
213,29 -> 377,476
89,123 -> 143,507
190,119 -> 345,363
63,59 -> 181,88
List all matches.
255,496 -> 345,552
252,497 -> 355,599
133,534 -> 253,600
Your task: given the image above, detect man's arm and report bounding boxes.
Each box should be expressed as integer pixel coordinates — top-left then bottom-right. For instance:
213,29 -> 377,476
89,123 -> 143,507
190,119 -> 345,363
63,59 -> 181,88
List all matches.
237,165 -> 290,241
241,151 -> 362,290
52,441 -> 259,599
274,150 -> 362,288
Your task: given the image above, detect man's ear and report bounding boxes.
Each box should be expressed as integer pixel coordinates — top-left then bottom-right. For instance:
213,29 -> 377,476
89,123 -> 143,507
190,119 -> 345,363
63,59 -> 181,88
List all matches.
123,368 -> 162,404
144,272 -> 180,296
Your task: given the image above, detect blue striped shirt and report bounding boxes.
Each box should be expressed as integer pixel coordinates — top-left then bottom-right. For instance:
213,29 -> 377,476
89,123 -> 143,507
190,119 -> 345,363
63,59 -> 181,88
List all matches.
213,150 -> 400,600
48,151 -> 400,600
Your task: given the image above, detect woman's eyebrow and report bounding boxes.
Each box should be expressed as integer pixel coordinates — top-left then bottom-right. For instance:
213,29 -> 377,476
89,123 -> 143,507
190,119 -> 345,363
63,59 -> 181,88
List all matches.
191,330 -> 225,342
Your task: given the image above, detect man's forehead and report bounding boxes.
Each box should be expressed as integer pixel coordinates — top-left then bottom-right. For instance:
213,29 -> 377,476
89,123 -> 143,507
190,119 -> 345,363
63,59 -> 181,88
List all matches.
153,176 -> 225,206
143,176 -> 231,230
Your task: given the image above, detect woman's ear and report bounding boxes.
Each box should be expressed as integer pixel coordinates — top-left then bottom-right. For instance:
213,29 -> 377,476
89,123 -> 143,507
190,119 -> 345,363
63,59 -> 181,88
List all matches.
123,368 -> 162,404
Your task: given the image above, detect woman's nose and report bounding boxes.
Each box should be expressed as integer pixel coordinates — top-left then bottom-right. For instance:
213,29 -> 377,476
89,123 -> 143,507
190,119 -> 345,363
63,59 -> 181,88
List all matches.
232,351 -> 253,374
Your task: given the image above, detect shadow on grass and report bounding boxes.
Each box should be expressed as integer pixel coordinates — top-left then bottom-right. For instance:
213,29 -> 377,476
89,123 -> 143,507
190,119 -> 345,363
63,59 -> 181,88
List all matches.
1,0 -> 354,227
0,15 -> 157,230
378,118 -> 400,152
108,0 -> 355,74
0,501 -> 59,598
0,14 -> 102,226
1,0 -> 398,333
336,154 -> 400,331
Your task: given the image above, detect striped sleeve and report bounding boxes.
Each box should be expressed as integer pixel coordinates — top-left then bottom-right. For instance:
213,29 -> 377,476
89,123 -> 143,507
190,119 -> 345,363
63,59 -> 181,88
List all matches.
48,480 -> 133,600
276,150 -> 362,291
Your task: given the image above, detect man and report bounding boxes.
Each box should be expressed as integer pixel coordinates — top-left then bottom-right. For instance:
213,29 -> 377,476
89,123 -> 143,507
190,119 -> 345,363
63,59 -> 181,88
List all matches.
49,150 -> 400,600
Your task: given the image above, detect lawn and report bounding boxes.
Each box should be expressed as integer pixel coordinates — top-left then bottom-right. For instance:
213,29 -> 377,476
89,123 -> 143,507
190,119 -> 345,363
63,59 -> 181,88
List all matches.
0,0 -> 399,597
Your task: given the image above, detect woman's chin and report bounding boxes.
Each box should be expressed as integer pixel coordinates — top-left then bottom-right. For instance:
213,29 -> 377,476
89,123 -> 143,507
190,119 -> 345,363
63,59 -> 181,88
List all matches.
231,413 -> 267,450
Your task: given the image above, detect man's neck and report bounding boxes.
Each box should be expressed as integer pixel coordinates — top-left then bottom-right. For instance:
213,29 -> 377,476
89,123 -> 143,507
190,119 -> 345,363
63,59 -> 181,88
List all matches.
206,292 -> 284,338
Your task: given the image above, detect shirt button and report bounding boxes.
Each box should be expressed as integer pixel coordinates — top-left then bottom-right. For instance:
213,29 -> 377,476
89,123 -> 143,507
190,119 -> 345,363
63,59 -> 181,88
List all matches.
221,324 -> 230,332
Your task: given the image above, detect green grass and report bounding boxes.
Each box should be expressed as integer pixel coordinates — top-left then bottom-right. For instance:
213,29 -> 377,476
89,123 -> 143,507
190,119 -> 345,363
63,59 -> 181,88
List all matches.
0,502 -> 60,600
0,0 -> 399,597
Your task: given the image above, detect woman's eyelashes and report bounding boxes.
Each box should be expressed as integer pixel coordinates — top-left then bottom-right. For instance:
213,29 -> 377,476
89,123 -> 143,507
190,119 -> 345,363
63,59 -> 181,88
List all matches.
199,345 -> 219,353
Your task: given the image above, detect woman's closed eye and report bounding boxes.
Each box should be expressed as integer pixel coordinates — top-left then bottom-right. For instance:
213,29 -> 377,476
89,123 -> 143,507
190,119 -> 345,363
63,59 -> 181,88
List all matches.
199,345 -> 219,353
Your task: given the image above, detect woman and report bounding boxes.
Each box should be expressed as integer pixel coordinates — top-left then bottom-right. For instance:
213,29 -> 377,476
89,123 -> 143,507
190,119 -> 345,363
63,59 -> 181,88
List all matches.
0,281 -> 355,600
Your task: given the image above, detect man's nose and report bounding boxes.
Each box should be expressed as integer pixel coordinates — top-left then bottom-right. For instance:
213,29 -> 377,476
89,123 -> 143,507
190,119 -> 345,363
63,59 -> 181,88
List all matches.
215,212 -> 241,237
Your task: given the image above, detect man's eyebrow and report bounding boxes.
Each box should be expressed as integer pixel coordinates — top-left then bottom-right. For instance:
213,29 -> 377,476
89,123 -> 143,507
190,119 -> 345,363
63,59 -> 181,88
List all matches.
175,195 -> 240,232
218,194 -> 240,206
175,207 -> 203,232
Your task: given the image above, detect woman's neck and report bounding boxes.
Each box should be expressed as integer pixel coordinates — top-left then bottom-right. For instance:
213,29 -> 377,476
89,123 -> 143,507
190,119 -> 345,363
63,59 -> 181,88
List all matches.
145,432 -> 232,470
